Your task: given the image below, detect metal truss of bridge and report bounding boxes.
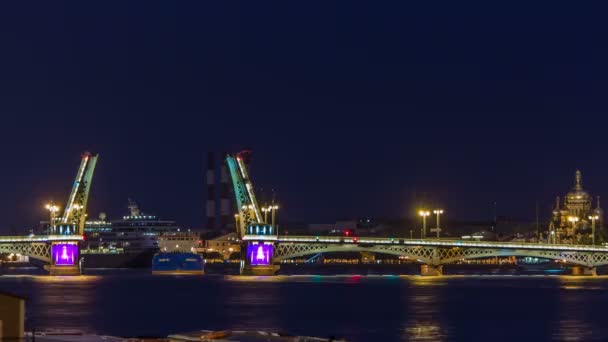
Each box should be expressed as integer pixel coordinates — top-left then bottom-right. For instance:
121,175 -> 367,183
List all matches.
243,235 -> 608,276
0,153 -> 98,276
0,235 -> 84,263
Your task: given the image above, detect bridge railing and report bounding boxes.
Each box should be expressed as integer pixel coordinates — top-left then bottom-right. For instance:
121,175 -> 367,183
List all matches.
0,235 -> 85,243
242,234 -> 608,253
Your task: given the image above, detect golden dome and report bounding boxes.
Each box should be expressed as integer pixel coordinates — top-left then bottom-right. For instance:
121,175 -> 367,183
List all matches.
565,170 -> 591,204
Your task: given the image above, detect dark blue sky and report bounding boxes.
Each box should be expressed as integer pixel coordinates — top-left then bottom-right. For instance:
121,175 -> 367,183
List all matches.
1,2 -> 607,232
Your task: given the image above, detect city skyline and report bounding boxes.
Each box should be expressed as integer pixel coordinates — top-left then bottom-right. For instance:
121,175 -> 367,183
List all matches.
1,2 -> 608,232
10,151 -> 608,232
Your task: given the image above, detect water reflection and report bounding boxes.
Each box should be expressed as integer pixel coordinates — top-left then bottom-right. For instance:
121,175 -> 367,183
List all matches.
221,279 -> 281,331
1,274 -> 608,340
554,319 -> 592,342
554,277 -> 595,341
403,281 -> 448,341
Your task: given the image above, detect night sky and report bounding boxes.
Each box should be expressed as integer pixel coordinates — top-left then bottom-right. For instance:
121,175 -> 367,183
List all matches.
1,2 -> 608,232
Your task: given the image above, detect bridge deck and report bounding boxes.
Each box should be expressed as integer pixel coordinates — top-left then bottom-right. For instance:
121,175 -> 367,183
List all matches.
243,235 -> 608,253
0,235 -> 84,243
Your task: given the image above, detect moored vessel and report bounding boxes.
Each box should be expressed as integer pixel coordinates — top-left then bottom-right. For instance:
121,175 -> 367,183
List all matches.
152,252 -> 204,275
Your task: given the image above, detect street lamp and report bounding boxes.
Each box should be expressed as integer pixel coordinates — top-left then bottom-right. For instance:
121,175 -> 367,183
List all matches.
589,215 -> 599,245
567,216 -> 579,242
432,209 -> 444,238
270,205 -> 279,228
418,210 -> 430,239
45,202 -> 60,234
261,207 -> 269,223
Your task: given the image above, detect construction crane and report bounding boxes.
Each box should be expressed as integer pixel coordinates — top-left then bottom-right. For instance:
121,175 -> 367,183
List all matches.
60,152 -> 99,235
225,151 -> 264,238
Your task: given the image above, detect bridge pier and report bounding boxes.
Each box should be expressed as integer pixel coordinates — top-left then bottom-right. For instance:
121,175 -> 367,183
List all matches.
420,264 -> 443,276
48,241 -> 81,276
241,264 -> 280,276
571,266 -> 597,276
241,241 -> 278,276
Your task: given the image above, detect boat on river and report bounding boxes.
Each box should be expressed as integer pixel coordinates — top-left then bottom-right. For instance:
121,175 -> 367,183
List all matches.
152,252 -> 204,275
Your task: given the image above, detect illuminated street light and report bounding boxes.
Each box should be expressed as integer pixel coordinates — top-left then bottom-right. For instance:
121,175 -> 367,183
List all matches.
270,205 -> 279,229
567,216 -> 579,243
548,225 -> 556,244
567,216 -> 579,228
589,215 -> 599,245
432,209 -> 444,238
45,202 -> 60,234
261,206 -> 269,223
419,210 -> 430,239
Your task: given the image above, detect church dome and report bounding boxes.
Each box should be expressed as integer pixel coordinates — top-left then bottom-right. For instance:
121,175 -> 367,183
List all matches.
566,170 -> 590,201
567,189 -> 590,201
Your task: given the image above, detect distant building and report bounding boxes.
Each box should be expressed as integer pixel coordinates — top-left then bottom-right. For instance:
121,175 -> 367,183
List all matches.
334,220 -> 358,232
201,232 -> 241,259
306,219 -> 387,236
549,170 -> 603,243
308,223 -> 335,233
157,232 -> 200,253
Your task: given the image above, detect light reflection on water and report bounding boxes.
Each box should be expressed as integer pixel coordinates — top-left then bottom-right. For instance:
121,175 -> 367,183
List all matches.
0,274 -> 608,341
403,293 -> 447,341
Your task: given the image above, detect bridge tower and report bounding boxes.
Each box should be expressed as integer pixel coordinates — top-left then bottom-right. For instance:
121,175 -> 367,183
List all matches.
49,152 -> 99,276
226,151 -> 279,275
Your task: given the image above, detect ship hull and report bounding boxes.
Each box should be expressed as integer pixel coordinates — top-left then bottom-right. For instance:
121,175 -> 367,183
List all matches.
81,249 -> 158,268
152,252 -> 204,275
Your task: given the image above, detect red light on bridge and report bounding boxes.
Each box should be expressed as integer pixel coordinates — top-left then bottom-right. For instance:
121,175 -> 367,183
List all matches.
353,237 -> 358,243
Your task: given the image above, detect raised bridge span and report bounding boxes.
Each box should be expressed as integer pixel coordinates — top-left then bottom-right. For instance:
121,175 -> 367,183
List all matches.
242,234 -> 608,276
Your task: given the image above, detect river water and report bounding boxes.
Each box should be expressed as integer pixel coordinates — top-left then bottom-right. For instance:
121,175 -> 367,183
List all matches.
1,271 -> 607,341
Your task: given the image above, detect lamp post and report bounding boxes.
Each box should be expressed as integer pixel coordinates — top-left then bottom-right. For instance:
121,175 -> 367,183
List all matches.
410,229 -> 413,239
567,216 -> 579,243
432,209 -> 444,238
589,215 -> 599,245
418,210 -> 430,239
270,205 -> 279,228
45,202 -> 60,235
261,207 -> 269,223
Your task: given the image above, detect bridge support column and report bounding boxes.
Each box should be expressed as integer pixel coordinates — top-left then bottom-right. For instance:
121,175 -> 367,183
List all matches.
48,241 -> 81,276
420,264 -> 443,276
571,266 -> 597,276
241,241 -> 279,276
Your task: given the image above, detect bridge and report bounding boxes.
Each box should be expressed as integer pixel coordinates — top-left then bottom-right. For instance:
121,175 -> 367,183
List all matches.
0,153 -> 98,275
0,235 -> 84,262
242,234 -> 608,276
223,151 -> 608,276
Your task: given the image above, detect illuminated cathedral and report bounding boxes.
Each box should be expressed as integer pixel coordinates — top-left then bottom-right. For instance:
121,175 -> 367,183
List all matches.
548,170 -> 603,244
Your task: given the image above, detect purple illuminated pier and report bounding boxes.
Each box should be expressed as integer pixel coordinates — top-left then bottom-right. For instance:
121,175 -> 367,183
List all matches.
51,243 -> 78,266
246,243 -> 273,266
